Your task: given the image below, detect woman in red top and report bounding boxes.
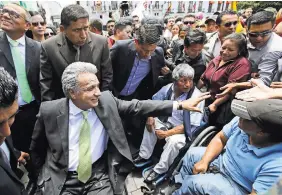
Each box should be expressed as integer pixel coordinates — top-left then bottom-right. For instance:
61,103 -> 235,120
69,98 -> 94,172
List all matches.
197,33 -> 251,127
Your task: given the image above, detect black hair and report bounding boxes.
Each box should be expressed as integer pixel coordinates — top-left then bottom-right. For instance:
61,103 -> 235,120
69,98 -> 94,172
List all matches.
90,19 -> 103,32
216,10 -> 238,25
136,24 -> 160,45
61,4 -> 89,28
0,67 -> 18,108
246,11 -> 275,30
183,14 -> 195,20
106,19 -> 115,25
114,19 -> 132,35
184,29 -> 207,47
141,16 -> 164,35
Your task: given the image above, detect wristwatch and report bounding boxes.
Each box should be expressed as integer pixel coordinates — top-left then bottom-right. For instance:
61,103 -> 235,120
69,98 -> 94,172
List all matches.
177,102 -> 183,110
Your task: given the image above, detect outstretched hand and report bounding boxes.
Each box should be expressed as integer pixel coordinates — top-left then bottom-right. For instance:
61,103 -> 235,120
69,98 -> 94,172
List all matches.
181,92 -> 211,112
216,83 -> 237,98
235,79 -> 273,102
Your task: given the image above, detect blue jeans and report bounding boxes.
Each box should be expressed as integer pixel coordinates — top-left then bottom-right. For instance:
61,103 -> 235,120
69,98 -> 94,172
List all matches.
173,147 -> 248,195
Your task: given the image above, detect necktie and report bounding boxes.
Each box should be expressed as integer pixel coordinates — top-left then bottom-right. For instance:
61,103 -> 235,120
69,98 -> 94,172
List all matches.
73,45 -> 80,62
9,40 -> 32,103
0,147 -> 10,168
77,111 -> 92,183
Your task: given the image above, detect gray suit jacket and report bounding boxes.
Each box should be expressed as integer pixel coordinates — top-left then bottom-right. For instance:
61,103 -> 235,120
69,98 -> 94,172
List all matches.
0,32 -> 41,101
40,32 -> 113,101
30,91 -> 173,195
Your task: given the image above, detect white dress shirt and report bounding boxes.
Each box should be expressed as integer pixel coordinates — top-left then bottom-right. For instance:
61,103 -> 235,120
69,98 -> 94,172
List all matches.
68,100 -> 108,171
6,34 -> 35,106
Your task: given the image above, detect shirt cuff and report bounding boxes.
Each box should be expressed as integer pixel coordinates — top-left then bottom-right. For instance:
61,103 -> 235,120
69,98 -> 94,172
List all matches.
173,101 -> 178,111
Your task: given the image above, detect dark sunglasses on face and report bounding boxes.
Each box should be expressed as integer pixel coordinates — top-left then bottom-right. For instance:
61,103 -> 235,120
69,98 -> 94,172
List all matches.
196,25 -> 206,28
248,29 -> 272,38
32,22 -> 46,27
0,8 -> 26,20
44,32 -> 54,36
184,21 -> 195,25
223,21 -> 238,27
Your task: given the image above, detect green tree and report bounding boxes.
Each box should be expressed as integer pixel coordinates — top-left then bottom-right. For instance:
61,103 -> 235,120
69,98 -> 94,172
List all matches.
238,1 -> 282,12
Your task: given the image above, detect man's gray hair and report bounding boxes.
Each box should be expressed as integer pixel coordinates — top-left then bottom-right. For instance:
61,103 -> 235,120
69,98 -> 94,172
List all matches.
172,64 -> 195,81
62,62 -> 97,98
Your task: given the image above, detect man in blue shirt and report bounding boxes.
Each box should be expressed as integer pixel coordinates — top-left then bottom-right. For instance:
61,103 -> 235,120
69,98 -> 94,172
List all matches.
134,64 -> 205,183
172,99 -> 282,195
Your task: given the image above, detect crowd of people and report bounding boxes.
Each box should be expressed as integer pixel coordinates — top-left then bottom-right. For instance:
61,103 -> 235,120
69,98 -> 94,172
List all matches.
0,2 -> 282,195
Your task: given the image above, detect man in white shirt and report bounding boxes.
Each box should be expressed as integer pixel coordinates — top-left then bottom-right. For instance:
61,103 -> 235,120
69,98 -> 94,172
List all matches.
30,62 -> 210,195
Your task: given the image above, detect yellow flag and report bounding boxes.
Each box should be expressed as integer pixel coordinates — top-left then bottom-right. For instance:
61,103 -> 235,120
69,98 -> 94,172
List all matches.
231,1 -> 245,33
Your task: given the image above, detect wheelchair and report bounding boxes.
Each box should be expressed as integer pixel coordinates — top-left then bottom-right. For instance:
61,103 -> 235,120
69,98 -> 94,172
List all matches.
139,123 -> 219,195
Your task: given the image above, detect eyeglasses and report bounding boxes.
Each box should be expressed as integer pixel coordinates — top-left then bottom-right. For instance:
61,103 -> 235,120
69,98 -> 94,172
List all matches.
223,21 -> 238,27
247,29 -> 273,38
196,25 -> 206,28
44,32 -> 54,36
32,22 -> 46,27
0,8 -> 26,21
184,21 -> 195,25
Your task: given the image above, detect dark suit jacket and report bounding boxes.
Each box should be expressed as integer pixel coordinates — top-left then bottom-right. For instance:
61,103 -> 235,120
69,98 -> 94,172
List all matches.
110,39 -> 165,99
0,32 -> 41,101
40,32 -> 113,101
0,138 -> 27,195
5,136 -> 22,176
30,91 -> 173,195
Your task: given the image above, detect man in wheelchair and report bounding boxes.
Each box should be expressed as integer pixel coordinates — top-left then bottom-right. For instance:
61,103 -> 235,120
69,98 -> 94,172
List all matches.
173,99 -> 282,195
133,64 -> 205,183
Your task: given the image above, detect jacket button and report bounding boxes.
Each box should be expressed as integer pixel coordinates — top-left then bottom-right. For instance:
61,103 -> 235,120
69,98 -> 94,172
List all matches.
58,184 -> 63,190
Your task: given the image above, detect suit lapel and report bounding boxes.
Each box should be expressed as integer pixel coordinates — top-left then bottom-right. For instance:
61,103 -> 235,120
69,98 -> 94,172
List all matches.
57,99 -> 69,166
150,52 -> 158,85
25,37 -> 34,75
0,32 -> 14,68
57,34 -> 73,65
0,158 -> 22,184
80,33 -> 93,61
94,101 -> 111,135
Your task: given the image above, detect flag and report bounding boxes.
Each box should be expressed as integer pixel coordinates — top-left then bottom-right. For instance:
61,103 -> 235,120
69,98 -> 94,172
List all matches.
231,1 -> 245,33
193,2 -> 196,12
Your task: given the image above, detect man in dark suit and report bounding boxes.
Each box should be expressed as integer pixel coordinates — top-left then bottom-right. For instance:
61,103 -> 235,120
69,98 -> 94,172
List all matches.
0,3 -> 41,154
110,24 -> 166,150
40,4 -> 112,102
0,67 -> 27,195
30,62 -> 209,195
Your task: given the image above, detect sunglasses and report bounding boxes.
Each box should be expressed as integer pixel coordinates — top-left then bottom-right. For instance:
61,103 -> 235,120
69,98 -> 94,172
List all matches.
44,32 -> 54,36
0,8 -> 26,21
32,22 -> 46,27
184,21 -> 195,25
196,25 -> 206,28
223,21 -> 238,27
247,29 -> 272,38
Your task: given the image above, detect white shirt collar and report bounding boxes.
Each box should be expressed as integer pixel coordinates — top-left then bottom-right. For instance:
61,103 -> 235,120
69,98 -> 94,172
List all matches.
69,99 -> 92,116
6,34 -> 26,46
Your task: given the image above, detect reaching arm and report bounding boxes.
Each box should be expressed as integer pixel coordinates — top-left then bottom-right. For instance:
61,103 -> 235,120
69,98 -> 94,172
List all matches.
193,130 -> 228,174
208,94 -> 230,113
197,79 -> 205,90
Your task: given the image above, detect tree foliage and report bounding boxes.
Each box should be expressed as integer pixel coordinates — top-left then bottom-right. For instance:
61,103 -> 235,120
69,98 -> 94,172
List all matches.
237,1 -> 282,12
